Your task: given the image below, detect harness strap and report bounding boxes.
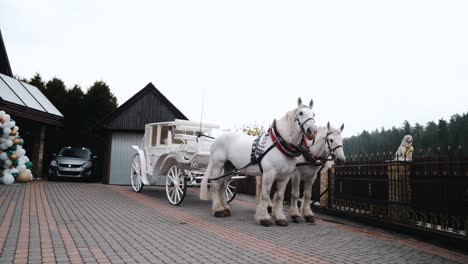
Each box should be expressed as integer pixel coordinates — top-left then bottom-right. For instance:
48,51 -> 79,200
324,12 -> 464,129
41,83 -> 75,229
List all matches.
270,120 -> 303,158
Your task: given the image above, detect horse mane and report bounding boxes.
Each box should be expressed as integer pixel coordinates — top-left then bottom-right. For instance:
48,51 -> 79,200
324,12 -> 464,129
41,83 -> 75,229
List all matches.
275,108 -> 297,143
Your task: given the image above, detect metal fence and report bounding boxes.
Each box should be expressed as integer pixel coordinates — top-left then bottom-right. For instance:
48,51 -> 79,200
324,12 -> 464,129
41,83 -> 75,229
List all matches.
328,147 -> 468,238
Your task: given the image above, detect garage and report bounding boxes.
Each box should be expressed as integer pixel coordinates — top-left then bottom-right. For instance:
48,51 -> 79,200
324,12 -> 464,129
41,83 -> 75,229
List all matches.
100,82 -> 187,184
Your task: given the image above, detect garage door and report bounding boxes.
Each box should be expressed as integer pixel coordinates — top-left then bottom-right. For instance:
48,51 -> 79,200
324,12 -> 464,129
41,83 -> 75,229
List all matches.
109,132 -> 143,185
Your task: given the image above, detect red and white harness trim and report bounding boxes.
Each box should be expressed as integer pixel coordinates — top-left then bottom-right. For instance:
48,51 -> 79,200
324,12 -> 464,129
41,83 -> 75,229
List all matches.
269,120 -> 304,158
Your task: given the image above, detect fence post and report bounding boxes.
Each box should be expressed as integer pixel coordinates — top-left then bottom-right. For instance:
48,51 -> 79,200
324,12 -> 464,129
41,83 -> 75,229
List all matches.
387,159 -> 411,221
327,167 -> 334,209
320,166 -> 332,207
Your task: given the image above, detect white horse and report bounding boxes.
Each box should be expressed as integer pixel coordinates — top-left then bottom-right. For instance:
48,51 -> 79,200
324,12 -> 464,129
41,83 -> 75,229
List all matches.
200,98 -> 318,226
287,122 -> 346,223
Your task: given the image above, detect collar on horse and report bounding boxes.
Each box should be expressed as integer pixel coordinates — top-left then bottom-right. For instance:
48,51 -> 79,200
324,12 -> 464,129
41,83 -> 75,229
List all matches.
269,120 -> 304,158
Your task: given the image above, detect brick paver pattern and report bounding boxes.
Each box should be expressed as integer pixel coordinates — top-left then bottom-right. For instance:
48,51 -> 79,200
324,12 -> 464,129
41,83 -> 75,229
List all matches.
0,181 -> 467,264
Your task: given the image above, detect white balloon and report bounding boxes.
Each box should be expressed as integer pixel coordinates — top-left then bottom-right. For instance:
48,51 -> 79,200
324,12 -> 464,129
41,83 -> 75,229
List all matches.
0,152 -> 7,160
2,173 -> 14,185
17,149 -> 26,156
3,127 -> 11,135
17,164 -> 26,171
5,159 -> 12,167
6,140 -> 13,147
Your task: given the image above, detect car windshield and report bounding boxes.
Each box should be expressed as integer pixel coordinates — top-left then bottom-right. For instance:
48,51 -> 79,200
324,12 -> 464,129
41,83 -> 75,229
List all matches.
58,148 -> 91,159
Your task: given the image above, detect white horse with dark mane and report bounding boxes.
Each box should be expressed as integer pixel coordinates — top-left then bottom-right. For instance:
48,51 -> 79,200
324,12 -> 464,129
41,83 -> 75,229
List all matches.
287,122 -> 346,223
200,98 -> 317,226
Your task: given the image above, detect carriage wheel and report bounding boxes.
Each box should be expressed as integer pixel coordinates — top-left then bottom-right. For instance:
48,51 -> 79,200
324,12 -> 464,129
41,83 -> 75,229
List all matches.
225,179 -> 237,203
130,154 -> 144,192
166,164 -> 187,205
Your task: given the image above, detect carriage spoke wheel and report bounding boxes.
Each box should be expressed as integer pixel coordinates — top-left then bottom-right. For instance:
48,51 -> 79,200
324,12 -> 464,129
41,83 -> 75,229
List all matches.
166,164 -> 187,206
225,179 -> 237,203
130,154 -> 143,192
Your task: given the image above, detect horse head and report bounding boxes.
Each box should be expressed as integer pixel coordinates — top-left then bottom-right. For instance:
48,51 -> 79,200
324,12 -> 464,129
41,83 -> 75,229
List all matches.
295,97 -> 318,140
326,122 -> 346,166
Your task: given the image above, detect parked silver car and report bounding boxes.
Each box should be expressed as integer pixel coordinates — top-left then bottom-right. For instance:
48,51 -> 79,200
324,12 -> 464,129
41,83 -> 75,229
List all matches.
49,147 -> 96,180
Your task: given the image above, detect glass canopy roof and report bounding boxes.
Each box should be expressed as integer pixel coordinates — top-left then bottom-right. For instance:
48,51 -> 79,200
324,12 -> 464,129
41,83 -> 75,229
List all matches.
0,73 -> 63,117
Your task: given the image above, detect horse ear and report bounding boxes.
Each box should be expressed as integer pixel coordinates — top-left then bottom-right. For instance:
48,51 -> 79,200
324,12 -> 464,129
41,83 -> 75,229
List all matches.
327,121 -> 331,131
309,99 -> 314,109
297,97 -> 302,107
340,123 -> 344,132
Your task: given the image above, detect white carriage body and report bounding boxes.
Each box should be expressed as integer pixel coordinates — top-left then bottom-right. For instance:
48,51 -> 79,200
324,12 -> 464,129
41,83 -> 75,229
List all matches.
133,119 -> 219,186
131,119 -> 242,205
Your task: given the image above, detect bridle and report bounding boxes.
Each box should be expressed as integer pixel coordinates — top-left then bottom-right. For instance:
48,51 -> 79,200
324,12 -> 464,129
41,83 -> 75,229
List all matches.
325,132 -> 343,161
294,111 -> 315,138
300,131 -> 343,163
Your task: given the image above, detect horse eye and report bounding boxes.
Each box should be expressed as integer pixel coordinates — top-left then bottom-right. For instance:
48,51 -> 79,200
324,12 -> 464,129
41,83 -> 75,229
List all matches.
330,139 -> 334,143
299,111 -> 303,116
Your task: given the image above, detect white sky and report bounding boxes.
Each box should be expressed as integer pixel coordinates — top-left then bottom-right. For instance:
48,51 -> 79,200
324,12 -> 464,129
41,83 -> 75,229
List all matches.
1,0 -> 468,137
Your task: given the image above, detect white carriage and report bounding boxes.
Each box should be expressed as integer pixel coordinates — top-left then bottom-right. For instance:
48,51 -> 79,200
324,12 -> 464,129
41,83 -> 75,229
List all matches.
130,119 -> 244,205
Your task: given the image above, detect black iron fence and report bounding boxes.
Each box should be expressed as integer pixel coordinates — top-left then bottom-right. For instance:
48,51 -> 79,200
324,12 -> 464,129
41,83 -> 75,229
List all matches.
328,147 -> 468,238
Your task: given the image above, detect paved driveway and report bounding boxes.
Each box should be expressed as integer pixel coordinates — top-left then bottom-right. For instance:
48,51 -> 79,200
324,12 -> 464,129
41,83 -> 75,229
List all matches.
0,181 -> 467,264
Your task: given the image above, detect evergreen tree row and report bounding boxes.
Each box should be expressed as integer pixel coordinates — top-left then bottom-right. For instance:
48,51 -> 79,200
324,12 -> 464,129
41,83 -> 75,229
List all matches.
343,113 -> 468,158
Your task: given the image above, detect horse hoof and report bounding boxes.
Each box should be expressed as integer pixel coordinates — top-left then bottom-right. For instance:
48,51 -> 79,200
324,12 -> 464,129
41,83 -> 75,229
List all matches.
214,211 -> 225,218
267,207 -> 272,214
260,219 -> 272,227
275,219 -> 289,226
223,209 -> 232,217
305,215 -> 315,223
292,216 -> 302,223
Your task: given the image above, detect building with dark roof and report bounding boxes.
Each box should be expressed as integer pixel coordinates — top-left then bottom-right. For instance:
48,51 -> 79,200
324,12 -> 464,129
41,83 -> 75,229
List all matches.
100,82 -> 187,184
0,29 -> 64,178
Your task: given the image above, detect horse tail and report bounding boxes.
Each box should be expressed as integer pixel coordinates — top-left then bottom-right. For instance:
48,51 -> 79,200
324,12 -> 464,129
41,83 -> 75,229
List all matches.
199,161 -> 213,200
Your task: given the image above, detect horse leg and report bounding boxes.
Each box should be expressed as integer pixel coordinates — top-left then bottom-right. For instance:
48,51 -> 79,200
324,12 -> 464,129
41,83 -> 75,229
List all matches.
272,176 -> 290,226
219,176 -> 232,217
210,161 -> 227,217
288,171 -> 302,223
256,175 -> 272,213
255,176 -> 261,205
301,173 -> 317,223
255,173 -> 274,226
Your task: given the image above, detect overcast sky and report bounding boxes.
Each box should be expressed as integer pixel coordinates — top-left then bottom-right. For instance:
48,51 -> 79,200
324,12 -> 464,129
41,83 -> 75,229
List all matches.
1,0 -> 467,137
